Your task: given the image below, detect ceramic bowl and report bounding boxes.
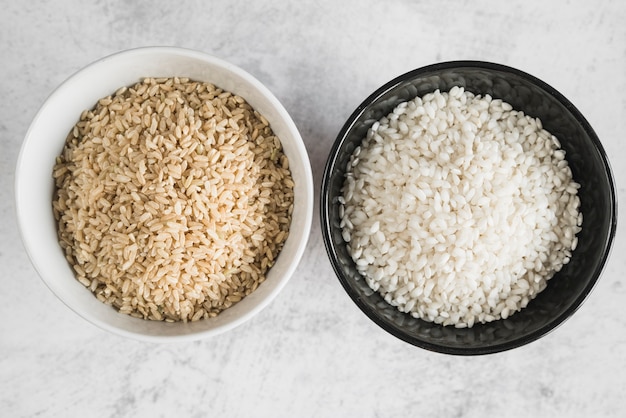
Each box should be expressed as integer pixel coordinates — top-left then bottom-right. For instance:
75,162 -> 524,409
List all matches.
16,47 -> 314,342
321,61 -> 617,355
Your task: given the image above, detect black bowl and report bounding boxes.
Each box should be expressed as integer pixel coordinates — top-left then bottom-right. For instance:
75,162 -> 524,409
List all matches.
321,61 -> 617,355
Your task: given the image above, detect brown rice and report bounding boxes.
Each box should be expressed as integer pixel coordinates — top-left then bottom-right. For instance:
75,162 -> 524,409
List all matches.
52,77 -> 294,322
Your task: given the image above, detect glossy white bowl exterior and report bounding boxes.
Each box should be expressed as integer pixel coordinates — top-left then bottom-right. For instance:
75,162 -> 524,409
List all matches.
15,47 -> 313,342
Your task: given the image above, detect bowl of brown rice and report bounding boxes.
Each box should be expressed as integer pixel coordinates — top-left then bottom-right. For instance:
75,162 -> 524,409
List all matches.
321,61 -> 617,355
16,47 -> 314,341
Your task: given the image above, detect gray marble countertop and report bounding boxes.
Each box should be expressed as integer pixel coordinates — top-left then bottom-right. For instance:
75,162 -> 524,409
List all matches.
2,0 -> 625,416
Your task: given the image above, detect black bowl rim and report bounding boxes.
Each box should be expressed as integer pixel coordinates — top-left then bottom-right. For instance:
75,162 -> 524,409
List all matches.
320,60 -> 618,355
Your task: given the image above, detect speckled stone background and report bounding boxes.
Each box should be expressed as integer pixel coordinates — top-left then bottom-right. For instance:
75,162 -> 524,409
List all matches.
1,0 -> 625,416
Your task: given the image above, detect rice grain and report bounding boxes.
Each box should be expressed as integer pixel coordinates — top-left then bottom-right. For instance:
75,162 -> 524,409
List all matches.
53,77 -> 294,322
340,88 -> 582,327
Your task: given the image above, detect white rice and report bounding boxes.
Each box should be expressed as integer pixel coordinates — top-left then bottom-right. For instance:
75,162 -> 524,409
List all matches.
340,86 -> 582,327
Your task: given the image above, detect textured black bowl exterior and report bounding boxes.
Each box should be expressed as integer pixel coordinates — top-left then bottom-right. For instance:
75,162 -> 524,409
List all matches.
321,61 -> 617,355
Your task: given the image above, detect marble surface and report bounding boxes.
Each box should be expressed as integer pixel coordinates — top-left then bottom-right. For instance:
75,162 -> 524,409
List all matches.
1,0 -> 625,416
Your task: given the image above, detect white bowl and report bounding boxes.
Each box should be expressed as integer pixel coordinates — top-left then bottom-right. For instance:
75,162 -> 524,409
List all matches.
15,47 -> 314,342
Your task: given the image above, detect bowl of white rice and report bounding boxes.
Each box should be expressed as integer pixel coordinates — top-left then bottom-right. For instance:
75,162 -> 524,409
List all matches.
321,61 -> 616,355
16,47 -> 314,342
